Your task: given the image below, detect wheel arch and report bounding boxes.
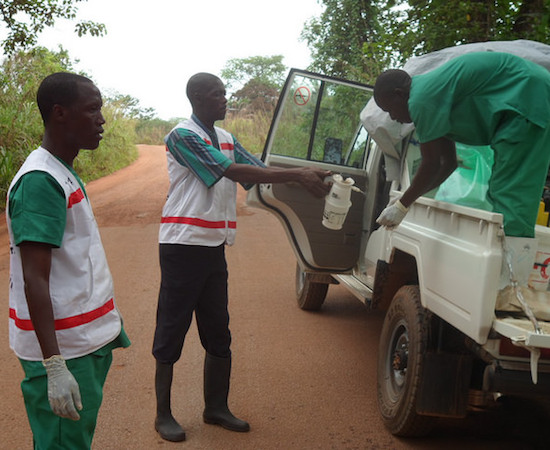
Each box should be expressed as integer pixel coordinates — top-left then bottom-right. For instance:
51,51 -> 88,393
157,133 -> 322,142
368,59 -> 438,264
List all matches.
373,249 -> 419,311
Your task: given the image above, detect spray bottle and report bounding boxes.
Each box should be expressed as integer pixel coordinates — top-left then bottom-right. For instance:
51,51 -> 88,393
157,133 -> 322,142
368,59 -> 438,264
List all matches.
322,174 -> 359,230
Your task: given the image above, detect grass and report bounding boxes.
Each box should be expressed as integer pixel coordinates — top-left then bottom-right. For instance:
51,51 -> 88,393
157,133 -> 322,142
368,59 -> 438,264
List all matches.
220,110 -> 272,157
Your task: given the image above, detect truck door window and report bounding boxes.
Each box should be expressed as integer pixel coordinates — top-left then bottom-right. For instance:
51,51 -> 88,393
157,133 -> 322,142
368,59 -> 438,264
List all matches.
344,125 -> 373,168
270,76 -> 320,160
269,74 -> 373,168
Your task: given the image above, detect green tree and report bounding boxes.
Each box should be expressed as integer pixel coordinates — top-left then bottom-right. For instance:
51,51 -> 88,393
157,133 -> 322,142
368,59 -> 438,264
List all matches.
0,47 -> 73,166
229,79 -> 280,114
106,93 -> 156,121
303,0 -> 550,79
0,46 -> 73,201
301,0 -> 393,84
0,46 -> 139,205
221,55 -> 287,114
0,0 -> 106,55
394,0 -> 550,61
221,55 -> 286,92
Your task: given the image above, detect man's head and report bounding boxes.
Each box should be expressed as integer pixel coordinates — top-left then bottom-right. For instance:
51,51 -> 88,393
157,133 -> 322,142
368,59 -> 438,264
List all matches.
373,69 -> 413,124
186,73 -> 227,126
37,72 -> 105,151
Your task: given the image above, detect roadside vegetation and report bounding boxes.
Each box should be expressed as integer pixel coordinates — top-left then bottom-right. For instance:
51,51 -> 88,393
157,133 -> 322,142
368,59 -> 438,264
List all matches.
1,0 -> 548,209
220,112 -> 271,159
0,46 -> 281,209
0,46 -> 163,208
303,1 -> 550,85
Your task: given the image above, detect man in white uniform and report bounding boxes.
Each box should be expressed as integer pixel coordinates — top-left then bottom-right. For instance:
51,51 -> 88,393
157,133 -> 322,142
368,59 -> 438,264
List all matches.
152,72 -> 331,442
7,72 -> 130,449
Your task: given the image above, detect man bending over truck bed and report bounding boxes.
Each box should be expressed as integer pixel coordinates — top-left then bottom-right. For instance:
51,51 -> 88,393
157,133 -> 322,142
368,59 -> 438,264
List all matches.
373,51 -> 550,238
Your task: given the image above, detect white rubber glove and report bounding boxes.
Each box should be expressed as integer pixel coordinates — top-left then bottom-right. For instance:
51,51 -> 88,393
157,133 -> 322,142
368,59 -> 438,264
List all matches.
376,199 -> 409,229
42,355 -> 82,420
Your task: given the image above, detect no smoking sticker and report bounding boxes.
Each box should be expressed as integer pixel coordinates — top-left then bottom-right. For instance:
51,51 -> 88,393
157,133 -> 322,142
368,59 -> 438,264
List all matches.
294,86 -> 311,106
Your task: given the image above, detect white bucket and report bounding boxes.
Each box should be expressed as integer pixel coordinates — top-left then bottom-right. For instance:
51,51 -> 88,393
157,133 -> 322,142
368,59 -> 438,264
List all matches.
322,174 -> 354,230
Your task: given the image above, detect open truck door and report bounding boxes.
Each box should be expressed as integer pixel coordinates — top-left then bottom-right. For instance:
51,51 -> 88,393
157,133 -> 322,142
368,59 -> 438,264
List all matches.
247,70 -> 383,308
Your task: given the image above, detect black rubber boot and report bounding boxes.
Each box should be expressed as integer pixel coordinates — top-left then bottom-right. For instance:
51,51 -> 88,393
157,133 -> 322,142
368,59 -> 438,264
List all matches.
203,353 -> 250,432
155,361 -> 186,442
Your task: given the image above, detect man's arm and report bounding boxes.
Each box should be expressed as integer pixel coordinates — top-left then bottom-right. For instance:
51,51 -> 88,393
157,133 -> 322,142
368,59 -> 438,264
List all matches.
19,241 -> 82,421
19,242 -> 59,358
376,137 -> 457,229
400,137 -> 457,207
224,163 -> 331,198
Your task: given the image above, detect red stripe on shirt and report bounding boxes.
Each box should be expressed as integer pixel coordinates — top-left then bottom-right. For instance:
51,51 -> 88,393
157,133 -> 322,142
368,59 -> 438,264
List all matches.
67,188 -> 85,209
201,140 -> 233,151
161,216 -> 237,229
9,298 -> 115,331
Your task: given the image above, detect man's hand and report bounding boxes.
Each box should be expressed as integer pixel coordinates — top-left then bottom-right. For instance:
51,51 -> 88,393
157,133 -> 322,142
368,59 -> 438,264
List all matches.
376,199 -> 409,229
42,355 -> 82,420
296,167 -> 332,197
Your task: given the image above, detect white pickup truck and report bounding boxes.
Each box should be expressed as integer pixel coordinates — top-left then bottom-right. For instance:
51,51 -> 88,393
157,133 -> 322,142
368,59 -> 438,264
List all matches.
246,44 -> 550,437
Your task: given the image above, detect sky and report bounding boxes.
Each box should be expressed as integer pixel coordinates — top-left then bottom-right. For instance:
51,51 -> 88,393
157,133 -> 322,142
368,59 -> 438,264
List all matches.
23,0 -> 325,120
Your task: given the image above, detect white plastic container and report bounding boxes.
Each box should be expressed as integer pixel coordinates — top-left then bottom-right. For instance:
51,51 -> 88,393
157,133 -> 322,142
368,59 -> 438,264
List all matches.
322,174 -> 355,230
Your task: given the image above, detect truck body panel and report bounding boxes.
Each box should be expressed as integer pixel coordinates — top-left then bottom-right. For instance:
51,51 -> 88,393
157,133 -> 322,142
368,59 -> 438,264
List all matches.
386,194 -> 504,344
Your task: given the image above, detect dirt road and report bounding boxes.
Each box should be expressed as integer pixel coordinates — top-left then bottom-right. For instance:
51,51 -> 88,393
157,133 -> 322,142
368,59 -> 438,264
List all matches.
0,145 -> 547,449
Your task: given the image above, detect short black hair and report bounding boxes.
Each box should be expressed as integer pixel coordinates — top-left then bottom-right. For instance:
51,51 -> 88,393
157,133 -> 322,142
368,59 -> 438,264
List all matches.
186,72 -> 222,104
373,69 -> 411,104
36,72 -> 94,124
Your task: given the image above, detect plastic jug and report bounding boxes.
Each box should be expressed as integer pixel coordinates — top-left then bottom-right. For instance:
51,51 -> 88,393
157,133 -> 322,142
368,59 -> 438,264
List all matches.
322,174 -> 355,230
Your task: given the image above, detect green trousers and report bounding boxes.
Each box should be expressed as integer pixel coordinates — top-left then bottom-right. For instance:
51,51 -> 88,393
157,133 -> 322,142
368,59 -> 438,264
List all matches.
489,117 -> 550,237
19,351 -> 113,450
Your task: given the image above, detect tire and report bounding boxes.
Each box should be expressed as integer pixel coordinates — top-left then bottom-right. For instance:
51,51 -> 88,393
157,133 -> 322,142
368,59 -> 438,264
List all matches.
377,285 -> 435,437
295,263 -> 329,311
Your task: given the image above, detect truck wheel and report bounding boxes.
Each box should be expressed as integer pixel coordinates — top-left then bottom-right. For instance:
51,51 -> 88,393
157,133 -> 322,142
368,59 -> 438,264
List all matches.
377,285 -> 434,437
295,263 -> 329,311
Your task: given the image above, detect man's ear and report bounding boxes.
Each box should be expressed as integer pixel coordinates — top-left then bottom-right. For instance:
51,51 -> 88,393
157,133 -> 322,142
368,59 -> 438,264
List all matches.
50,104 -> 68,122
394,87 -> 408,99
191,91 -> 203,105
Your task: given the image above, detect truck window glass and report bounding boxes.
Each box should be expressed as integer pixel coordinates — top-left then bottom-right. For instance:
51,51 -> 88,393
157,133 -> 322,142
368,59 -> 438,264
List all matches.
344,125 -> 373,168
270,76 -> 320,160
270,74 -> 373,168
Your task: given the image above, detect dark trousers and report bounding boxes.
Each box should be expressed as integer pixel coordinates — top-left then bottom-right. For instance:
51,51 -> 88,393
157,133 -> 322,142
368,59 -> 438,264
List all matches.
152,243 -> 232,364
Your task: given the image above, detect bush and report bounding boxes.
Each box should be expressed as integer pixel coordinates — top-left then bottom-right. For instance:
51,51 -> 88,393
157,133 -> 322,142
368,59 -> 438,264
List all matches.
0,47 -> 70,203
0,47 -> 142,208
135,117 -> 181,145
220,110 -> 272,157
74,102 -> 138,182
